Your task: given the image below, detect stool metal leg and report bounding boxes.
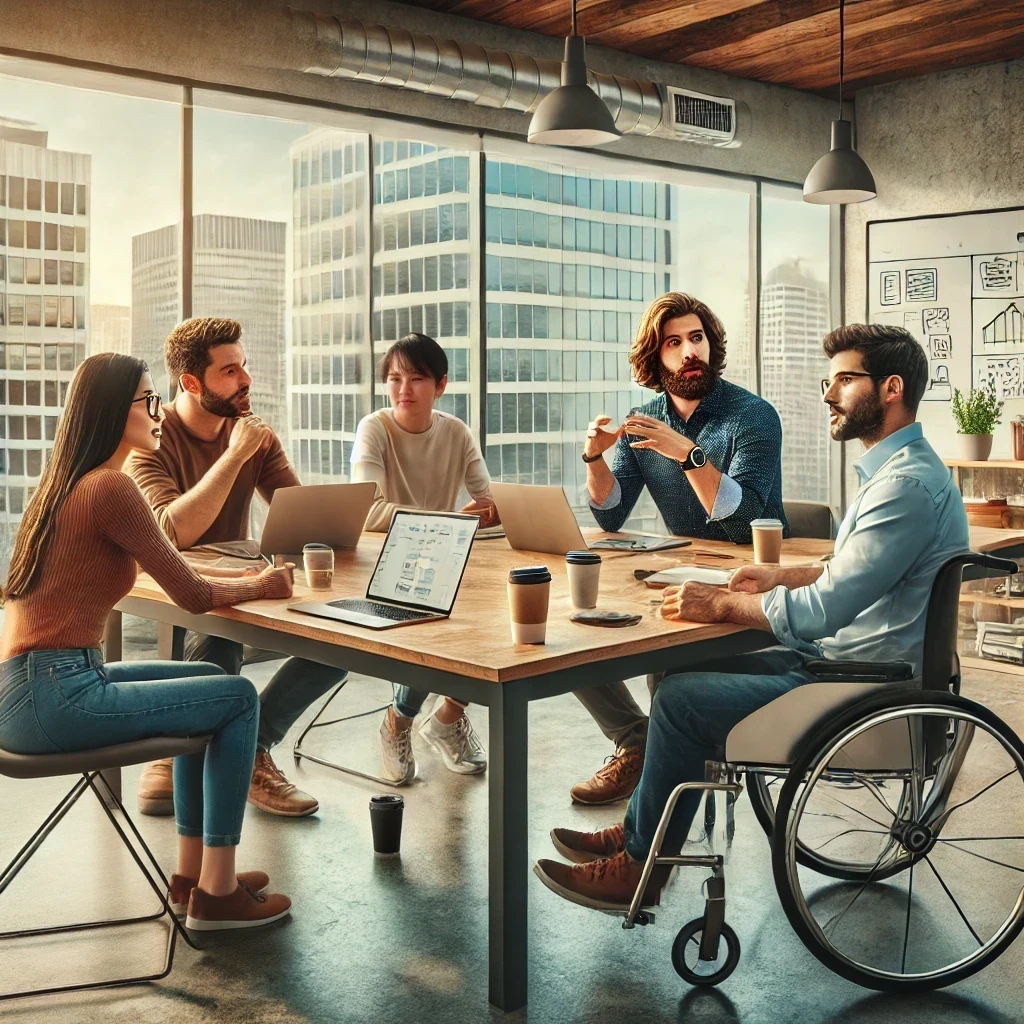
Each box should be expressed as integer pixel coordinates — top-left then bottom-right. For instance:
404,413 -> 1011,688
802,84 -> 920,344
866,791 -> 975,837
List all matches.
292,681 -> 403,788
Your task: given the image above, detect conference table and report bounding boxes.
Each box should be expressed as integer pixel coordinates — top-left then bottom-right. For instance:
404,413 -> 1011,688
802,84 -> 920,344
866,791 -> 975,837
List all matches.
107,524 -> 1024,1012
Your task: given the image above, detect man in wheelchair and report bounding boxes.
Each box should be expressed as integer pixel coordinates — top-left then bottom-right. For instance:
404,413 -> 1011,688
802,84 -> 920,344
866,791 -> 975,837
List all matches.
536,322 -> 970,912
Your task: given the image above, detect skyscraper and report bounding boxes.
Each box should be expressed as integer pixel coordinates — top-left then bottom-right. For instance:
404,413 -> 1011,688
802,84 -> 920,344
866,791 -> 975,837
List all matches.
760,258 -> 831,502
288,128 -> 372,484
0,116 -> 90,571
90,303 -> 131,355
131,215 -> 288,437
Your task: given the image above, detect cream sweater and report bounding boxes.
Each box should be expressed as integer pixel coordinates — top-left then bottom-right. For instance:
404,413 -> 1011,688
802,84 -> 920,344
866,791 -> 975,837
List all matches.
350,409 -> 491,532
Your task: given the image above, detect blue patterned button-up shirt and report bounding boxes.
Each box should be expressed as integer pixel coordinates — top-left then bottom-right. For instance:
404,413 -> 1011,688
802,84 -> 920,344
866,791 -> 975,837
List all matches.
589,380 -> 788,544
762,423 -> 969,674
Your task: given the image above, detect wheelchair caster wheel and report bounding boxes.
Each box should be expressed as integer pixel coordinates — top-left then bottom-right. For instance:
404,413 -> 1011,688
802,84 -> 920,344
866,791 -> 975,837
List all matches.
671,918 -> 740,987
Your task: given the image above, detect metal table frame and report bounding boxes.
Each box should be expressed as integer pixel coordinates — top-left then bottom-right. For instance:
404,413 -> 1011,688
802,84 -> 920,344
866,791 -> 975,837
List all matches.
111,596 -> 771,1011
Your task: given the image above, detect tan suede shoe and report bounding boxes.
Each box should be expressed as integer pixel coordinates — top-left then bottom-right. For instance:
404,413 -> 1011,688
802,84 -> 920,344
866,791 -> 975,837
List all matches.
550,823 -> 626,864
137,757 -> 174,816
168,871 -> 270,916
570,745 -> 645,805
185,883 -> 291,931
534,849 -> 669,913
247,751 -> 319,817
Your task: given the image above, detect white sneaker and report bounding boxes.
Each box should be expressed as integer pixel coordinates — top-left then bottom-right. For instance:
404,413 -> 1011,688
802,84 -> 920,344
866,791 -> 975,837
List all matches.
379,707 -> 417,784
418,708 -> 487,775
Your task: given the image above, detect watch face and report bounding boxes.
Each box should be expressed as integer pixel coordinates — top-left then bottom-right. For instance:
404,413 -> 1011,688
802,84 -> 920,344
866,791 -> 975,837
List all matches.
690,446 -> 707,468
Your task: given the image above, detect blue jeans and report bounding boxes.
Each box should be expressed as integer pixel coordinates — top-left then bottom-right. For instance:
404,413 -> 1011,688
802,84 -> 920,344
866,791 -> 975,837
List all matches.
0,648 -> 258,847
184,633 -> 345,751
623,648 -> 815,861
393,687 -> 466,720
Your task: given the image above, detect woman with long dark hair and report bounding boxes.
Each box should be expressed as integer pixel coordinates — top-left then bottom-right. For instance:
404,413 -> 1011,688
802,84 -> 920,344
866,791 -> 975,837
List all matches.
0,354 -> 293,930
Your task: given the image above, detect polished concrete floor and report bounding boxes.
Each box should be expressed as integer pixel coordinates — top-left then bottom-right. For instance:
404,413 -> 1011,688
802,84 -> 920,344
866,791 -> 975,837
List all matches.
1,618 -> 1023,1024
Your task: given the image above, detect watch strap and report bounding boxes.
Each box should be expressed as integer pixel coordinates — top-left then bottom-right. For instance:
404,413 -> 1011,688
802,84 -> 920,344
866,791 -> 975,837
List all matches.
581,450 -> 604,464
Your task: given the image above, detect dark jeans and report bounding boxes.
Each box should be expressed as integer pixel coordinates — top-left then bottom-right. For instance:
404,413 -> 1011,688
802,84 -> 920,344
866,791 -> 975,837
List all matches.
184,633 -> 345,752
0,648 -> 258,846
392,686 -> 466,720
623,648 -> 814,861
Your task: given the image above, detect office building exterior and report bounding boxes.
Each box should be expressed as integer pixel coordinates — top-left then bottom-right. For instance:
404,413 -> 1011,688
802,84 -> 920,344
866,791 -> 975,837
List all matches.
0,117 -> 90,571
131,214 -> 288,437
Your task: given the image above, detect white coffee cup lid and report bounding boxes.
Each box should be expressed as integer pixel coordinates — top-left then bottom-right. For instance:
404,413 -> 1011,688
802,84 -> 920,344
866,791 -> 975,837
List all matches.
750,519 -> 783,528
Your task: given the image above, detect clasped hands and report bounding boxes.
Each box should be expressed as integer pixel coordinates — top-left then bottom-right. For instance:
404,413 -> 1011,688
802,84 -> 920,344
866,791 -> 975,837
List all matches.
459,497 -> 500,528
585,414 -> 696,463
659,565 -> 781,623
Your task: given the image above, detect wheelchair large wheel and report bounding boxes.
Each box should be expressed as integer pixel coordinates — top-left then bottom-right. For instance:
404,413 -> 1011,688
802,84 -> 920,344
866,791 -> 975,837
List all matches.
773,689 -> 1024,992
748,768 -> 916,882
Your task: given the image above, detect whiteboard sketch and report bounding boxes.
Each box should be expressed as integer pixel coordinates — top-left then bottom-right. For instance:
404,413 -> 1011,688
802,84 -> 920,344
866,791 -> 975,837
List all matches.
979,255 -> 1018,292
903,311 -> 922,339
923,363 -> 952,402
924,307 -> 950,334
930,335 -> 951,359
982,302 -> 1024,347
906,268 -> 938,302
880,270 -> 901,305
977,355 -> 1024,399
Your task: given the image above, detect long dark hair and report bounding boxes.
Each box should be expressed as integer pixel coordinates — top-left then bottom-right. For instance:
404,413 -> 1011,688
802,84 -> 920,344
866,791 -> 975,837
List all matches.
2,353 -> 147,603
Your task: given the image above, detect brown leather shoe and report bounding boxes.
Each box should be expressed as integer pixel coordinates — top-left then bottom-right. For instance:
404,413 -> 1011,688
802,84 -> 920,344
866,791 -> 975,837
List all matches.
168,871 -> 270,916
533,849 -> 669,913
247,751 -> 319,817
570,745 -> 645,805
138,757 -> 174,816
185,883 -> 291,931
550,823 -> 626,864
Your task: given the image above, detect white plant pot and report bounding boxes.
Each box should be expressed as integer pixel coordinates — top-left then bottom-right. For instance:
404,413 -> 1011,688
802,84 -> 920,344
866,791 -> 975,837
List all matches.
957,433 -> 993,462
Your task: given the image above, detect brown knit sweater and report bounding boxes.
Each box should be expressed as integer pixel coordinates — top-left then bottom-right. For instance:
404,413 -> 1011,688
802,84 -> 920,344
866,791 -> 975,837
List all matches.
0,468 -> 289,660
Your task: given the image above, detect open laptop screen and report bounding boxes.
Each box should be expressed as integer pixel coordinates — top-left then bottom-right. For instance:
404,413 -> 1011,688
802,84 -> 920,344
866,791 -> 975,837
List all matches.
366,511 -> 478,615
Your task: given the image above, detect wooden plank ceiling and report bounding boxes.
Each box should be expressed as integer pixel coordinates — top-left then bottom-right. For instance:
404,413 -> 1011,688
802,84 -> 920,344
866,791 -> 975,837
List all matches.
398,0 -> 1024,93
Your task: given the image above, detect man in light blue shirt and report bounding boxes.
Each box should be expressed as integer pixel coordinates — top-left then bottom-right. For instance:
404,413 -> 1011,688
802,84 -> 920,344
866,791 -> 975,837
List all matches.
535,322 -> 970,911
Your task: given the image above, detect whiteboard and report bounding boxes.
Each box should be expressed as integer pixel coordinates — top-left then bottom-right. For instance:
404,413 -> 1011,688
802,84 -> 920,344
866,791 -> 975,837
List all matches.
867,208 -> 1024,458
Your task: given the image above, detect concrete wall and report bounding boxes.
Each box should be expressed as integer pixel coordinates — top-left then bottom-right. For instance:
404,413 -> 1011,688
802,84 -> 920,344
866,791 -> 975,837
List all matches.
846,58 -> 1024,321
1,0 -> 834,184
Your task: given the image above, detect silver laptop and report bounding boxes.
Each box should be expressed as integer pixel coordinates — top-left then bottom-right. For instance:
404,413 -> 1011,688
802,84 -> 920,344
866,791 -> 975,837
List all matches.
259,482 -> 376,558
289,510 -> 479,630
489,481 -> 690,556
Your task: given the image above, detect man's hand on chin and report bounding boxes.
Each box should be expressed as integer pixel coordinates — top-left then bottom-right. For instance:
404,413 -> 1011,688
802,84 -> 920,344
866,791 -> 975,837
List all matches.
660,581 -> 723,623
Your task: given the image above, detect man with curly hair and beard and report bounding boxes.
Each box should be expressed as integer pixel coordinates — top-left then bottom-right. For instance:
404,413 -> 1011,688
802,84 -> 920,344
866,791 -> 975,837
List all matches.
568,292 -> 789,806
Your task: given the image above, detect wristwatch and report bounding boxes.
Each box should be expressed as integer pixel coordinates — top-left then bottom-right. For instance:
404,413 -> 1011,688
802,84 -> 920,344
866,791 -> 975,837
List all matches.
679,445 -> 707,471
581,450 -> 603,464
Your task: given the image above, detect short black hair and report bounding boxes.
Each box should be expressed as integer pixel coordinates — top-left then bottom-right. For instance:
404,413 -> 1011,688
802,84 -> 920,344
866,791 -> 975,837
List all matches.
379,333 -> 448,384
823,324 -> 929,414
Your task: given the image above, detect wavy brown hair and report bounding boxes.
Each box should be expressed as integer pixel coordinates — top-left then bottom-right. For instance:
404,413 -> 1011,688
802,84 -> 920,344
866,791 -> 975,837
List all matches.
628,292 -> 727,390
165,317 -> 242,388
2,353 -> 147,603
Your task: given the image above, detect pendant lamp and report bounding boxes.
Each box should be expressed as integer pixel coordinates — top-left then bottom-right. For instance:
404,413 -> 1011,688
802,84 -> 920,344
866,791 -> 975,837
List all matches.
527,0 -> 620,147
803,0 -> 876,204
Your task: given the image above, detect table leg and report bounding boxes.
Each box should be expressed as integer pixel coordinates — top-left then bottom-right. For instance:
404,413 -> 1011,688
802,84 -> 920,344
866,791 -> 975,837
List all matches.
488,682 -> 529,1011
158,623 -> 186,661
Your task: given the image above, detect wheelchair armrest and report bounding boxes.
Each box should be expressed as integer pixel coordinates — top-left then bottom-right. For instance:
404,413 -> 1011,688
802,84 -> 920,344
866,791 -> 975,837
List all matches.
805,658 -> 914,682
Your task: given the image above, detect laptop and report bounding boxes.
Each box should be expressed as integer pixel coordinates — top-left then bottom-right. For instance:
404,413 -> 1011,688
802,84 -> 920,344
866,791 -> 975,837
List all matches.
489,481 -> 691,557
289,510 -> 479,630
259,482 -> 376,559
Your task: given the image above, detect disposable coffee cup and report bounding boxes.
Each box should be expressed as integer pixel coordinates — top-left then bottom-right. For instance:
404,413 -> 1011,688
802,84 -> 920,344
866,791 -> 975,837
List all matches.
751,519 -> 784,565
369,794 -> 404,856
565,550 -> 602,609
302,542 -> 334,590
507,565 -> 552,644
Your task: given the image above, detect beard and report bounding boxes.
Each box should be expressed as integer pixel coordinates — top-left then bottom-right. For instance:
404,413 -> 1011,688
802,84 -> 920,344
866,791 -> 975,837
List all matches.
659,358 -> 718,401
199,383 -> 250,419
829,390 -> 884,442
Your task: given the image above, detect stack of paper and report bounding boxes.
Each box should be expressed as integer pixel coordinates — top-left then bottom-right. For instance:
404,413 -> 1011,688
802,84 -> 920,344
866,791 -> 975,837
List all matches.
976,621 -> 1024,665
643,566 -> 735,587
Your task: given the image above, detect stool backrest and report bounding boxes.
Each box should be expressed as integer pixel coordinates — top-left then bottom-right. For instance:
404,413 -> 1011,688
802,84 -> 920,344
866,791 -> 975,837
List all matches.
783,500 -> 835,540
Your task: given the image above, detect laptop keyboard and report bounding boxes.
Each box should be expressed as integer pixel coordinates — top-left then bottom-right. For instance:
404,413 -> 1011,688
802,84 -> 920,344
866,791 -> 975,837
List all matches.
327,599 -> 432,622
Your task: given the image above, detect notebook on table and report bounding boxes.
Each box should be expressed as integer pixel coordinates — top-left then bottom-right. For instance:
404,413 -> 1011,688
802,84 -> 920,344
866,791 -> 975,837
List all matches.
288,510 -> 479,630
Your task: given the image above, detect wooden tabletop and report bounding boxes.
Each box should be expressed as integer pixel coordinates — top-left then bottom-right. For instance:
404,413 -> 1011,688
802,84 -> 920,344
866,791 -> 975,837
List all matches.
124,527 -> 1024,684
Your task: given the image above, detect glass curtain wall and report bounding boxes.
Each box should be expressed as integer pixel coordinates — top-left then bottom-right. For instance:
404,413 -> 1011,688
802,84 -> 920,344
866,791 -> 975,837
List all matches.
0,64 -> 180,576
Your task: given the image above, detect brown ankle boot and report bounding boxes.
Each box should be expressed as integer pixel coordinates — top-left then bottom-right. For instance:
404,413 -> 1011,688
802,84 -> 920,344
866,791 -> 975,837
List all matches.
247,751 -> 319,817
534,849 -> 669,913
550,823 -> 626,864
570,745 -> 645,805
137,757 -> 174,816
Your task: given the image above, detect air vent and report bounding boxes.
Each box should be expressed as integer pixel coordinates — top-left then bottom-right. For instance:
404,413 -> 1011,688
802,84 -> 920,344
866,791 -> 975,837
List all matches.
665,87 -> 737,147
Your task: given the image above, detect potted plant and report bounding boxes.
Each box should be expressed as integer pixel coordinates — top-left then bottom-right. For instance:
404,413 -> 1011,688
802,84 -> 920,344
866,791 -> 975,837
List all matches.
951,384 -> 1003,461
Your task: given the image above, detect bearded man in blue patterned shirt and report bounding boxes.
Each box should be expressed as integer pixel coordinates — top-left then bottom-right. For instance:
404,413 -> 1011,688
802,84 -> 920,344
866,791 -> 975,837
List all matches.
570,292 -> 790,806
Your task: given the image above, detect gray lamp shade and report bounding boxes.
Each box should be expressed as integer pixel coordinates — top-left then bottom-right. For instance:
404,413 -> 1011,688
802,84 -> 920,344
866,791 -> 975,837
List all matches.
528,36 -> 620,147
803,119 -> 876,205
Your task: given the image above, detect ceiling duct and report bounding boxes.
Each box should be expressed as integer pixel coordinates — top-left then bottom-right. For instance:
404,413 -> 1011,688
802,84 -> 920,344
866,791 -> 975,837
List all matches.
289,8 -> 746,147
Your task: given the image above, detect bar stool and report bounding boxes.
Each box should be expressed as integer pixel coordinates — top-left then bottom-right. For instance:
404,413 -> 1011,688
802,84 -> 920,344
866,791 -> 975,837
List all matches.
0,735 -> 209,1001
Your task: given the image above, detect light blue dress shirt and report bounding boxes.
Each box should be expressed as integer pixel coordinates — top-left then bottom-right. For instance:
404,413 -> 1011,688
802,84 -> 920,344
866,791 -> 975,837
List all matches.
762,423 -> 969,674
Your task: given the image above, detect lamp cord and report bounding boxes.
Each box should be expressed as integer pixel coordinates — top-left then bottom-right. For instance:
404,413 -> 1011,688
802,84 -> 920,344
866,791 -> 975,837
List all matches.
838,0 -> 845,112
571,0 -> 577,36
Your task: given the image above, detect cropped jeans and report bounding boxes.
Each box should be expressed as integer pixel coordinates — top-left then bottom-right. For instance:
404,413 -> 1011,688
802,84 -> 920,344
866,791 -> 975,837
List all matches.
0,648 -> 258,847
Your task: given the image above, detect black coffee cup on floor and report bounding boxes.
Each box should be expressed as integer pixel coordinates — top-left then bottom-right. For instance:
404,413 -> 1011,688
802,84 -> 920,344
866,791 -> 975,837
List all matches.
369,794 -> 404,856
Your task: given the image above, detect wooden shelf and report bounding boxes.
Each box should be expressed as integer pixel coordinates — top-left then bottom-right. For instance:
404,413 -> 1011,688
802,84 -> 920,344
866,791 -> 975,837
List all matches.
961,655 -> 1024,678
959,592 -> 1024,608
945,459 -> 1024,469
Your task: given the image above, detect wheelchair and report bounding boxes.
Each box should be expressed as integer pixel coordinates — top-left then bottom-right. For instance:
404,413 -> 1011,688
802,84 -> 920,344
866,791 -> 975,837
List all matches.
622,552 -> 1024,992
